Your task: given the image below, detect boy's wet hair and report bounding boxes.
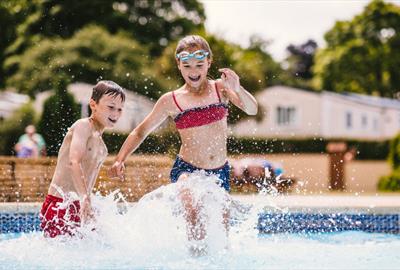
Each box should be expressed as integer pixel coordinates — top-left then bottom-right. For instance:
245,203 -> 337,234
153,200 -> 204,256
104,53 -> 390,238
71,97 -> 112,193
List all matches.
175,35 -> 213,61
91,80 -> 126,103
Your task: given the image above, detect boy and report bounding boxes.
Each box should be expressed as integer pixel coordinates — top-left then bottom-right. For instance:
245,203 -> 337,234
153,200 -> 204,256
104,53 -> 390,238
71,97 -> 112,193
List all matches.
40,80 -> 125,238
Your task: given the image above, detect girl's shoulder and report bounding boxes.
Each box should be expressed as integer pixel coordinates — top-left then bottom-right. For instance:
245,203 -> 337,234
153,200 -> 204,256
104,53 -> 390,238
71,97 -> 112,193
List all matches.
155,90 -> 182,111
169,85 -> 186,94
163,86 -> 187,100
155,90 -> 186,116
158,90 -> 175,103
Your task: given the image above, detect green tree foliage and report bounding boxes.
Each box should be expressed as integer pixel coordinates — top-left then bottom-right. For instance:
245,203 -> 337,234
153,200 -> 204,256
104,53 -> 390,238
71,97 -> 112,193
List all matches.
280,39 -> 318,91
286,39 -> 317,80
37,77 -> 80,156
378,169 -> 400,191
0,103 -> 36,155
0,0 -> 33,88
2,0 -> 205,86
7,25 -> 163,99
378,133 -> 400,191
313,0 -> 400,97
388,133 -> 400,169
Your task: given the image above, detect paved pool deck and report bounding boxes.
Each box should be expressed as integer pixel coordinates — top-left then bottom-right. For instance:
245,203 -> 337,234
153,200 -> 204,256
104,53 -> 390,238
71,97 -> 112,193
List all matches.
1,194 -> 399,212
234,193 -> 400,208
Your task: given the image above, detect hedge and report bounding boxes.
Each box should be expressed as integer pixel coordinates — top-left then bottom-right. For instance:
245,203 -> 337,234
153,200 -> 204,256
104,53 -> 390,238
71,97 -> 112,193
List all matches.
378,169 -> 400,191
102,132 -> 389,160
378,133 -> 400,191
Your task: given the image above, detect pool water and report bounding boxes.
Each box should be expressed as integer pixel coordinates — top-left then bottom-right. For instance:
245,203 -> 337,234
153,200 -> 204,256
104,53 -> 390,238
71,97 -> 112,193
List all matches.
1,231 -> 399,270
0,174 -> 399,270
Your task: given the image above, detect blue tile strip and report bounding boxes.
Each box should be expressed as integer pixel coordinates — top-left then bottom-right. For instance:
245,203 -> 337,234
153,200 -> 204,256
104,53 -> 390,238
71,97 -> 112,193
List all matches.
0,213 -> 41,234
1,211 -> 399,234
258,212 -> 400,234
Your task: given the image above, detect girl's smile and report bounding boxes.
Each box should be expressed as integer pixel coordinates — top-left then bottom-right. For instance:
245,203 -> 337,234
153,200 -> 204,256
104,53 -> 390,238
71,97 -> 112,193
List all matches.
188,75 -> 201,82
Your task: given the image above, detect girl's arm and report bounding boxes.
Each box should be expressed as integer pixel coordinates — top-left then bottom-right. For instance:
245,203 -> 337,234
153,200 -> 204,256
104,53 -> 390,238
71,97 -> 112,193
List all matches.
217,68 -> 258,115
110,93 -> 172,176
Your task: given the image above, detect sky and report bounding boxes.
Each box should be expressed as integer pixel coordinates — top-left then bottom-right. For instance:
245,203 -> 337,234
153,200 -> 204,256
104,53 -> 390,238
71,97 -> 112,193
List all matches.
201,0 -> 400,61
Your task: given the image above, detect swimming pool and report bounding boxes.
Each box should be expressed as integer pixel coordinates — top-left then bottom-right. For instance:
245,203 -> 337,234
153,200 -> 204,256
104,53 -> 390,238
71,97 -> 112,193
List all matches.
1,176 -> 399,269
1,230 -> 399,270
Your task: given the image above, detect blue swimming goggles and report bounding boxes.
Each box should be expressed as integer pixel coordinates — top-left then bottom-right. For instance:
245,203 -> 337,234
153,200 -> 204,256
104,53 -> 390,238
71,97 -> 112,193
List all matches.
176,50 -> 210,61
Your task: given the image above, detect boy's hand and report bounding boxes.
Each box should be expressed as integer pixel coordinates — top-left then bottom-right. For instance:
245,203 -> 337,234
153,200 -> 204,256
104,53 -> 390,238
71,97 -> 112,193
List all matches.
80,196 -> 94,224
108,161 -> 125,180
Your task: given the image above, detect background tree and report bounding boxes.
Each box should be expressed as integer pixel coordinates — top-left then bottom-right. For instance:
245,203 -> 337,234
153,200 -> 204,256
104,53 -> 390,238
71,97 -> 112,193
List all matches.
37,77 -> 80,156
313,0 -> 400,97
0,0 -> 33,88
286,39 -> 317,80
2,0 -> 206,86
6,25 -> 163,99
378,133 -> 400,191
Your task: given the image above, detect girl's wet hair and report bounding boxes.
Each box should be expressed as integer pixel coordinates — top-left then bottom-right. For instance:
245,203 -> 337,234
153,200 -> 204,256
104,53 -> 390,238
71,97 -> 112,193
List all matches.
175,35 -> 213,61
91,80 -> 126,103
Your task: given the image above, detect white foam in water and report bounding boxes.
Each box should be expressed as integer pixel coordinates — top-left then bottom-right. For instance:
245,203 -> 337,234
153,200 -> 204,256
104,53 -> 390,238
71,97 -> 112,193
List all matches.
1,173 -> 400,269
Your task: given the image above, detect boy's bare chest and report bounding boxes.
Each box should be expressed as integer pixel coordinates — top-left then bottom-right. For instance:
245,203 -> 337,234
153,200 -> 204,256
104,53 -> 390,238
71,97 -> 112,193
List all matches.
85,136 -> 107,166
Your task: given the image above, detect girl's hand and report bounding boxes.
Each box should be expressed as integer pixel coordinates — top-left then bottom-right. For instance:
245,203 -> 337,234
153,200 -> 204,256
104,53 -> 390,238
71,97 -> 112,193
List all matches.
219,68 -> 241,93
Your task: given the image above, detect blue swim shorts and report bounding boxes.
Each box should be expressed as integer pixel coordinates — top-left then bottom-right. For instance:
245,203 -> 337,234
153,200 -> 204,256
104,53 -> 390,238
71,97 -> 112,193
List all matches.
170,156 -> 231,192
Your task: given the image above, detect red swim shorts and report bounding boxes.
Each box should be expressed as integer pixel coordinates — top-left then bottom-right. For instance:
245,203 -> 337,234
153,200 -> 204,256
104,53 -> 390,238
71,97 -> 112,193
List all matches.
39,194 -> 81,238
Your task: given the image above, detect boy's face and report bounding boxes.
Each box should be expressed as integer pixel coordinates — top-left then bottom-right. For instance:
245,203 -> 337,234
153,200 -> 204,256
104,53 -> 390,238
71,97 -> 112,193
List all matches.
177,49 -> 211,88
90,94 -> 125,128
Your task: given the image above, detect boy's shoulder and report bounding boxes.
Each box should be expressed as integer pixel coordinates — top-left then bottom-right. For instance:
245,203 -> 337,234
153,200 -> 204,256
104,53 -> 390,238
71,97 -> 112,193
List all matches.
70,118 -> 93,135
71,118 -> 90,127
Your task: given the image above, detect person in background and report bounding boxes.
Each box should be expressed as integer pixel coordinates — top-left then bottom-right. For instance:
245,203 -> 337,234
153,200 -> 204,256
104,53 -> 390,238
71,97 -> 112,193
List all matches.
15,125 -> 46,158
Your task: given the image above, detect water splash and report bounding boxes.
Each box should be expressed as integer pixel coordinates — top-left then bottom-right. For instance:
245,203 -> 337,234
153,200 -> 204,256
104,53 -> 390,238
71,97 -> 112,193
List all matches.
1,173 -> 400,269
0,173 -> 258,269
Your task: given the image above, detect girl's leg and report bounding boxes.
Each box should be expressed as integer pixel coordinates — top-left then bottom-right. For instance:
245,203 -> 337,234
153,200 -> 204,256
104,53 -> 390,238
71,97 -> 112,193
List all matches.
177,173 -> 206,241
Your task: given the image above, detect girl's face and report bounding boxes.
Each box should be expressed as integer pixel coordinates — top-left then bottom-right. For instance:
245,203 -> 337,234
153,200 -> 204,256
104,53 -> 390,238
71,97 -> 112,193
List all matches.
177,49 -> 211,89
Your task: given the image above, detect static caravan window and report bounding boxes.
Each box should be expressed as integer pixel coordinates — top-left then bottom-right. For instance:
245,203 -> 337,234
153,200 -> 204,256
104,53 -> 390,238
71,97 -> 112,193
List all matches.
345,112 -> 352,129
361,115 -> 368,129
373,118 -> 379,131
276,106 -> 296,126
398,113 -> 400,128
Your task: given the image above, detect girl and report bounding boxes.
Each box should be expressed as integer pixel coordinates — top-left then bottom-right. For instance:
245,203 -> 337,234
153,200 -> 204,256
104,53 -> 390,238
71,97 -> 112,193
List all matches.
110,35 -> 258,247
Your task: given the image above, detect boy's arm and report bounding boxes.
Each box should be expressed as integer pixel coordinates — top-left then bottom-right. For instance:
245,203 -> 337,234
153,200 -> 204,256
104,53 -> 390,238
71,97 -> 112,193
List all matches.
217,68 -> 258,115
69,120 -> 92,199
111,94 -> 171,173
